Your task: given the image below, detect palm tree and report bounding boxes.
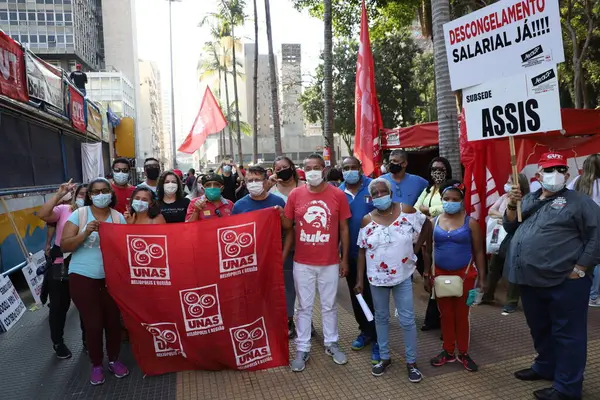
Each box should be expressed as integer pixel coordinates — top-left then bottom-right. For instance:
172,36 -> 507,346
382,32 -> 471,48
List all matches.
323,0 -> 335,165
252,0 -> 259,164
264,0 -> 282,156
431,0 -> 460,175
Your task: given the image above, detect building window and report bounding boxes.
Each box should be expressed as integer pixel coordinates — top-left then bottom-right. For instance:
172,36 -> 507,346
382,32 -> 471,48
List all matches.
28,12 -> 35,22
30,35 -> 37,43
55,13 -> 62,23
45,0 -> 53,4
37,12 -> 45,24
39,34 -> 46,43
9,12 -> 17,25
46,12 -> 54,25
18,12 -> 26,22
0,12 -> 7,22
64,12 -> 71,24
57,35 -> 64,43
66,34 -> 72,44
36,0 -> 44,4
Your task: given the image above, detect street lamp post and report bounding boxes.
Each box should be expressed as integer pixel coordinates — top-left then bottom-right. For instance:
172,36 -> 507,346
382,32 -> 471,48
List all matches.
167,0 -> 181,169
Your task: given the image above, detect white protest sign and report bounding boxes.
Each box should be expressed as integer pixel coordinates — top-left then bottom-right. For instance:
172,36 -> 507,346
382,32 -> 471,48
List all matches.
0,275 -> 26,332
463,65 -> 562,142
443,0 -> 564,90
22,250 -> 46,305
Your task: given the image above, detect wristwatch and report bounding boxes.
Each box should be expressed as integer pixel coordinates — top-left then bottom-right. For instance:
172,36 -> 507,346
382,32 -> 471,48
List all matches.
573,267 -> 586,278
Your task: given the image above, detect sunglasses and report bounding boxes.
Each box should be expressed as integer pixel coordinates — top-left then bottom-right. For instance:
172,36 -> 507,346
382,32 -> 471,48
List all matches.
113,168 -> 129,173
542,166 -> 568,174
90,188 -> 111,195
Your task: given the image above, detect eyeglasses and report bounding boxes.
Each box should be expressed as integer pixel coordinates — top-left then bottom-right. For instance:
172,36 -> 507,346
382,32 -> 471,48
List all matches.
113,168 -> 129,173
90,188 -> 111,195
543,166 -> 568,174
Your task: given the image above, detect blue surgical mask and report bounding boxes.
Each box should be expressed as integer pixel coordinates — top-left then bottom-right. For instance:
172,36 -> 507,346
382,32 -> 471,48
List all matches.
75,198 -> 85,208
343,170 -> 360,185
132,200 -> 149,213
373,195 -> 392,211
91,193 -> 112,209
442,201 -> 463,214
223,165 -> 232,174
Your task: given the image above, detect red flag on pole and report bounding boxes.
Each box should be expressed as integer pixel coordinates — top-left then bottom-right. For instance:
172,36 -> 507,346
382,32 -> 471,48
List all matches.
178,86 -> 227,154
354,0 -> 382,176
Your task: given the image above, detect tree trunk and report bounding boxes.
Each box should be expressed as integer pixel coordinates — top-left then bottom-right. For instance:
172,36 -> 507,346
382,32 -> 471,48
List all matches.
264,0 -> 283,156
431,0 -> 460,176
218,68 -> 225,161
230,24 -> 243,164
323,0 -> 336,165
252,0 -> 259,164
223,66 -> 234,158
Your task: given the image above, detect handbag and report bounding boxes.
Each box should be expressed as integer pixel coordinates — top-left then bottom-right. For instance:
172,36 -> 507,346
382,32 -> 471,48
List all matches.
431,216 -> 472,298
486,218 -> 507,254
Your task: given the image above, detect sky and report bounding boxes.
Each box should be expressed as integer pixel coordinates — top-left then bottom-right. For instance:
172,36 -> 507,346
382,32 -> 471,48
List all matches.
135,0 -> 324,142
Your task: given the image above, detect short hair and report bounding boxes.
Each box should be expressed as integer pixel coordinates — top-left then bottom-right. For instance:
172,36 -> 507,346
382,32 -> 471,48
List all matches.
84,178 -> 117,208
343,156 -> 361,165
305,153 -> 326,168
389,149 -> 408,160
112,158 -> 131,168
157,171 -> 184,201
326,168 -> 343,182
144,157 -> 159,166
368,178 -> 392,196
188,168 -> 196,174
130,187 -> 161,219
247,165 -> 267,180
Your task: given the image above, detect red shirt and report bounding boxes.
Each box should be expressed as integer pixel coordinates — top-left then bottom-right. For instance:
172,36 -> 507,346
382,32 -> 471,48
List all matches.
112,184 -> 135,214
284,184 -> 351,266
185,196 -> 234,221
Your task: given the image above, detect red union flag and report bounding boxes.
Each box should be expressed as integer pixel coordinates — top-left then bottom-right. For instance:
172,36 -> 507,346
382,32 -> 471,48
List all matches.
178,86 -> 227,154
99,208 -> 288,375
354,0 -> 382,176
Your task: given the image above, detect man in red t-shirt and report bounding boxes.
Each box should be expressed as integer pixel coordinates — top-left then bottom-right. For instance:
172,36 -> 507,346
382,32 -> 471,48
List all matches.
111,158 -> 135,214
283,153 -> 350,372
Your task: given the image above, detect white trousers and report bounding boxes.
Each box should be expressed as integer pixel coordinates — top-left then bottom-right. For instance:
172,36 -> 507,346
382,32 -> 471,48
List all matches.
293,262 -> 340,352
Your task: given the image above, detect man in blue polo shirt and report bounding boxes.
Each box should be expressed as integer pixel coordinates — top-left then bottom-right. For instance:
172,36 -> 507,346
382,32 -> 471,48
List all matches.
339,156 -> 379,364
381,149 -> 428,206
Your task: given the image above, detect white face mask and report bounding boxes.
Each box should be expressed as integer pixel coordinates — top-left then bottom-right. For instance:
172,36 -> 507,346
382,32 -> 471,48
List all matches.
247,181 -> 265,197
504,183 -> 512,193
164,182 -> 178,195
305,170 -> 324,187
113,172 -> 129,185
540,171 -> 566,192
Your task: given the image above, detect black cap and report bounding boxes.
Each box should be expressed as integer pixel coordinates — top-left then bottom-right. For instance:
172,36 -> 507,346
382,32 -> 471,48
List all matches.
201,173 -> 224,186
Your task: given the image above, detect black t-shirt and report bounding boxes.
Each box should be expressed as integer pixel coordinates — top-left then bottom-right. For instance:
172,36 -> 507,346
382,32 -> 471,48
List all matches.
69,71 -> 88,89
160,198 -> 190,223
221,174 -> 238,203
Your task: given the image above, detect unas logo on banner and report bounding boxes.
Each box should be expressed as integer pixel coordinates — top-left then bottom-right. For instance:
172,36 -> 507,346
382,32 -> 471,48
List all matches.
127,235 -> 171,286
229,317 -> 272,369
217,223 -> 257,279
142,322 -> 186,358
179,284 -> 224,337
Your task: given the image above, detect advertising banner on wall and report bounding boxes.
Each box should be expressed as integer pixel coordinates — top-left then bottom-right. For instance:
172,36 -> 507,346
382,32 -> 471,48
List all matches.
0,31 -> 29,102
86,100 -> 103,139
68,84 -> 86,132
24,50 -> 64,113
443,0 -> 564,90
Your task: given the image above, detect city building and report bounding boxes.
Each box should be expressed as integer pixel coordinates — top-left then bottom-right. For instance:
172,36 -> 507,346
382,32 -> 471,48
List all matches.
280,43 -> 304,137
86,71 -> 135,118
138,60 -> 165,168
244,43 -> 272,139
0,0 -> 104,71
161,89 -> 173,168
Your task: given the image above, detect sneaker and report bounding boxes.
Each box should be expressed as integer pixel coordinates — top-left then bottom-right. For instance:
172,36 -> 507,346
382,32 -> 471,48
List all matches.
430,350 -> 456,367
290,351 -> 310,372
288,319 -> 297,340
458,353 -> 478,372
407,363 -> 423,383
108,361 -> 130,379
325,343 -> 347,365
53,343 -> 72,359
589,298 -> 600,307
371,359 -> 391,376
503,305 -> 517,313
371,342 -> 380,365
351,332 -> 371,350
90,366 -> 105,386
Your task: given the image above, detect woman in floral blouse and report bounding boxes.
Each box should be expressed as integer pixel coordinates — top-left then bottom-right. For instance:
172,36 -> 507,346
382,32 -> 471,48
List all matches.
355,178 -> 432,382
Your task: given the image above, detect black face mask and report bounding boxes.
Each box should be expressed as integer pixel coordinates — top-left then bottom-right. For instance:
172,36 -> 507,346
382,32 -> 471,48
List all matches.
388,163 -> 404,174
277,168 -> 294,181
145,167 -> 160,180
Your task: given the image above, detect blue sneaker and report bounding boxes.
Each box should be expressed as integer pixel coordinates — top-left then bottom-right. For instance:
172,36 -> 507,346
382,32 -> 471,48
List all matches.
371,342 -> 380,365
351,332 -> 371,351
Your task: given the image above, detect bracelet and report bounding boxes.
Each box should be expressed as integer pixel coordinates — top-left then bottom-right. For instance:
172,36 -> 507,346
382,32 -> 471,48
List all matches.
507,204 -> 517,211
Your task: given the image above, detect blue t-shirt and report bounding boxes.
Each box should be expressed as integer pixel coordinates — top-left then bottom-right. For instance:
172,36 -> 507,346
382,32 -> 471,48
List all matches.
381,173 -> 428,206
339,177 -> 375,260
434,216 -> 472,271
232,193 -> 286,215
67,207 -> 126,279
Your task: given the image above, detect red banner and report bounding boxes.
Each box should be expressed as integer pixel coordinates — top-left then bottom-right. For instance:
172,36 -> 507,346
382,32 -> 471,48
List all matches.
99,208 -> 288,375
0,32 -> 28,103
69,84 -> 86,132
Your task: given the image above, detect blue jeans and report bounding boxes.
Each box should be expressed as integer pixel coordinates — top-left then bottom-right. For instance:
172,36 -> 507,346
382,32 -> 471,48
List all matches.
370,279 -> 417,363
590,265 -> 600,300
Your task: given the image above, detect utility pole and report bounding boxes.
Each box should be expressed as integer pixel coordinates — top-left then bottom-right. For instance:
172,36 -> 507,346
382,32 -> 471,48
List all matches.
167,0 -> 181,169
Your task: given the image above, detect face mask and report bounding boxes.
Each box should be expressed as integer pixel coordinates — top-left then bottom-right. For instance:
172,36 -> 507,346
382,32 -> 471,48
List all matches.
247,182 -> 265,197
305,170 -> 323,187
205,188 -> 222,201
380,165 -> 387,174
75,198 -> 85,208
504,183 -> 512,193
431,170 -> 446,185
223,165 -> 232,174
164,182 -> 178,195
92,193 -> 112,209
132,200 -> 149,213
540,171 -> 566,192
145,167 -> 160,180
442,201 -> 463,214
113,172 -> 129,185
373,195 -> 392,210
276,168 -> 294,181
343,170 -> 360,185
388,163 -> 404,174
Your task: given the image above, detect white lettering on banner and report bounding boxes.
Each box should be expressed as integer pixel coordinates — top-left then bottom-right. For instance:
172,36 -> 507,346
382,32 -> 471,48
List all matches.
142,322 -> 186,358
179,284 -> 225,337
462,65 -> 561,142
217,223 -> 257,279
127,235 -> 172,286
22,251 -> 46,305
229,317 -> 272,369
443,0 -> 564,90
0,49 -> 18,81
0,275 -> 26,332
298,200 -> 332,247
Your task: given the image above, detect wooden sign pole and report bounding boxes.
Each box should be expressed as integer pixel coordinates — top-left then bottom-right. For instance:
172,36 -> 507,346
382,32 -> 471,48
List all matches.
508,136 -> 523,222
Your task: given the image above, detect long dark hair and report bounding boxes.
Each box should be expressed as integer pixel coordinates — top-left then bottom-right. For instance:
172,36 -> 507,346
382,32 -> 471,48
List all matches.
574,154 -> 600,197
84,178 -> 117,208
130,187 -> 161,219
426,157 -> 453,193
273,156 -> 298,182
156,171 -> 184,202
71,183 -> 88,211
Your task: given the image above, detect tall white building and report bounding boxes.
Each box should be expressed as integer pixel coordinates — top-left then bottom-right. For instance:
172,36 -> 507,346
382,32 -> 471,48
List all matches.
280,44 -> 304,137
87,71 -> 135,118
138,60 -> 165,168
